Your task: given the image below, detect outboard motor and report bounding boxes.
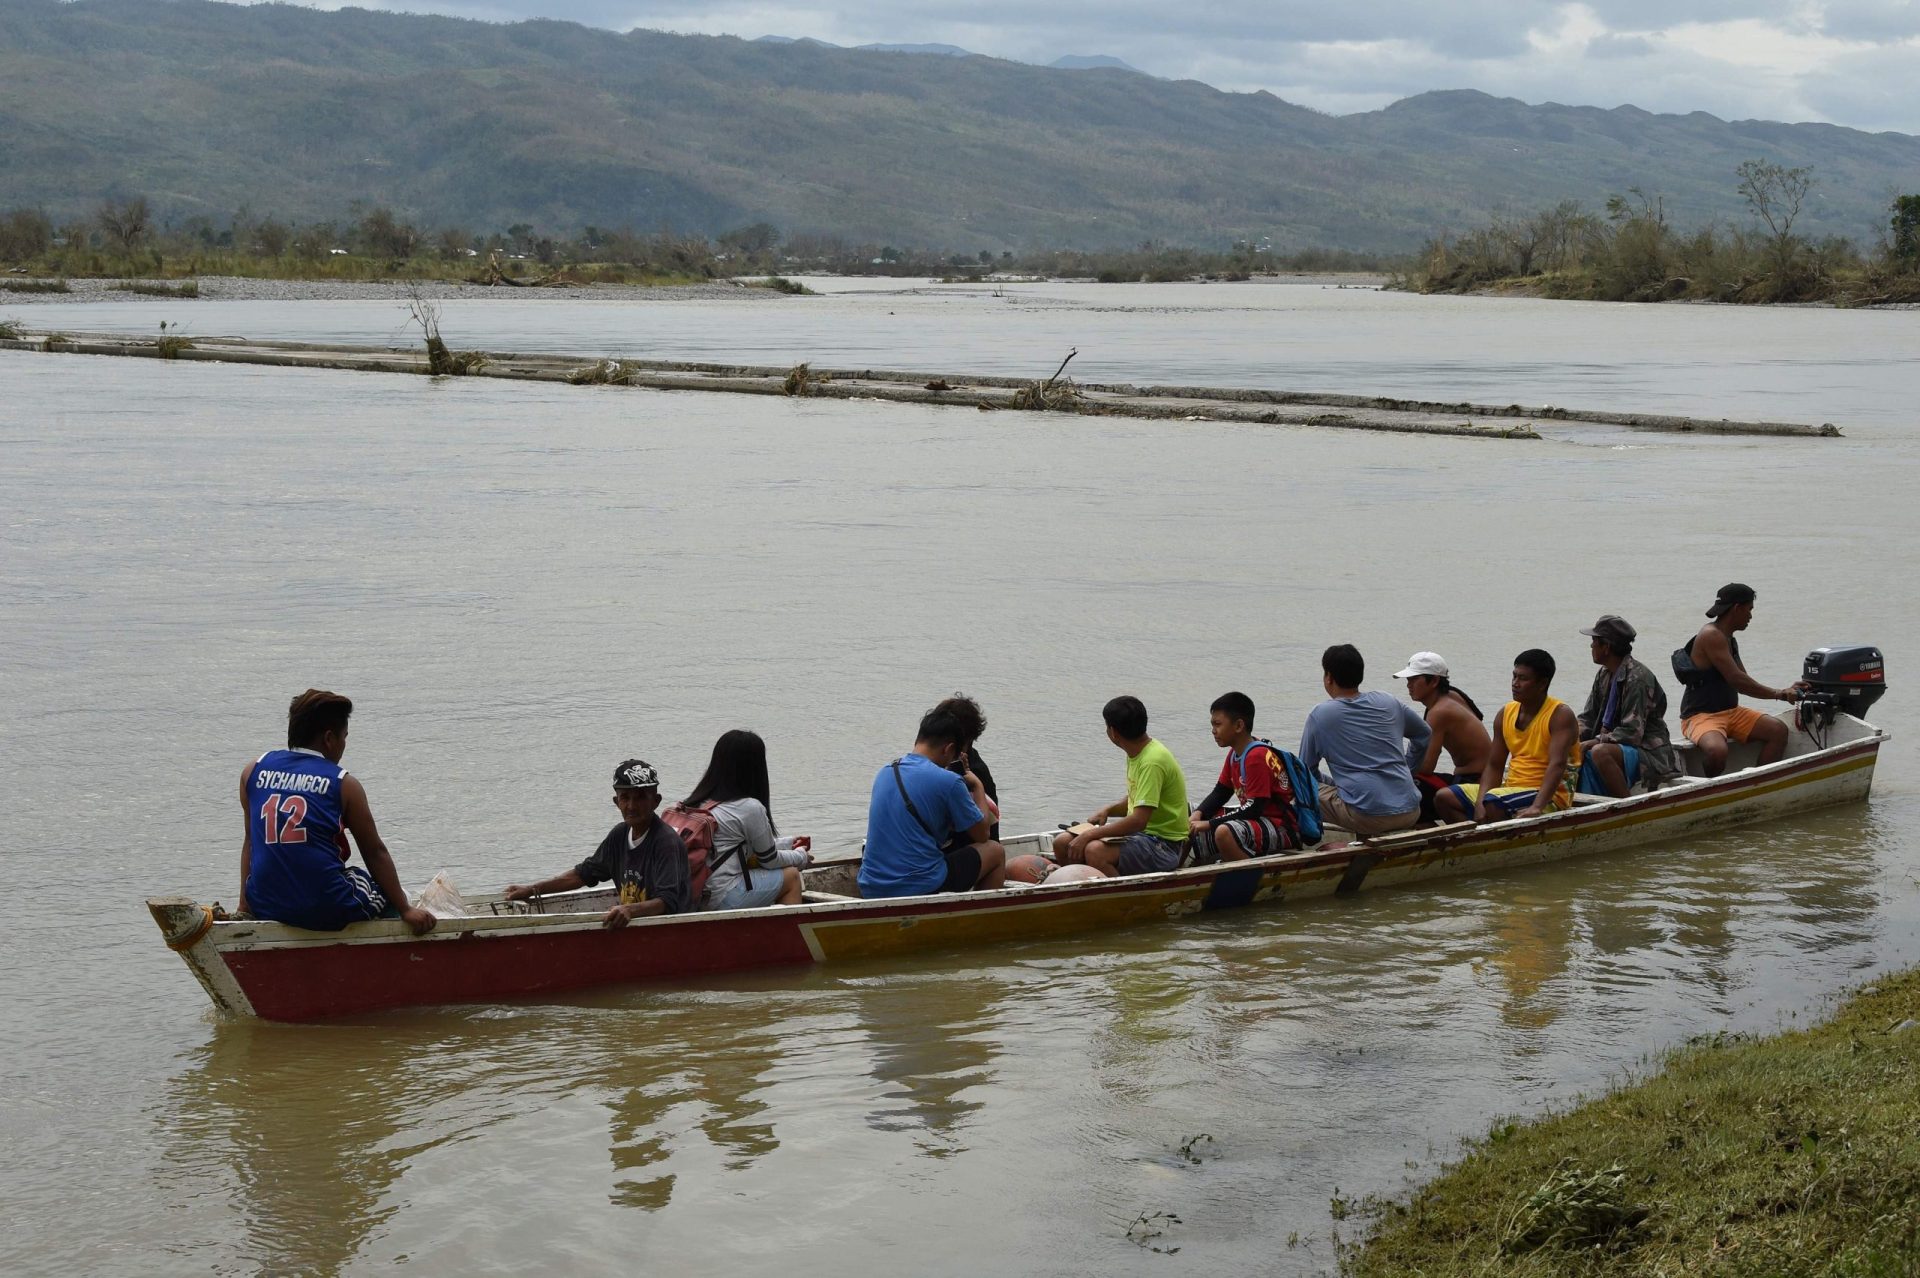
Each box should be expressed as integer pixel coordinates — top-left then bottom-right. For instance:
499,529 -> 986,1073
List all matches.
1799,645 -> 1887,728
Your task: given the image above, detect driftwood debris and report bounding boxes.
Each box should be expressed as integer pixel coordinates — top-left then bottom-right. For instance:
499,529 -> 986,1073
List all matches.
1010,348 -> 1082,411
404,297 -> 487,375
466,252 -> 576,289
0,329 -> 1850,440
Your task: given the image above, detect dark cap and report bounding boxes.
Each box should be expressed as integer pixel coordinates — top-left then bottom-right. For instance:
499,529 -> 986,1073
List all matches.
1705,583 -> 1756,619
613,758 -> 659,791
1580,614 -> 1636,646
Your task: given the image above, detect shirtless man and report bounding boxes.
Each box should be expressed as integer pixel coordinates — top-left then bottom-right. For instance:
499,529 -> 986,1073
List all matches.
1677,583 -> 1805,776
1394,652 -> 1493,811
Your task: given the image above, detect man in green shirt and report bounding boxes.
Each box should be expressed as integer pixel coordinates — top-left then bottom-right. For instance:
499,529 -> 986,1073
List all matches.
1053,695 -> 1192,876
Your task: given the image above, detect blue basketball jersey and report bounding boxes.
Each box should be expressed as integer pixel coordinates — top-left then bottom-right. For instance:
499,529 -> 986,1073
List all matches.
243,748 -> 369,930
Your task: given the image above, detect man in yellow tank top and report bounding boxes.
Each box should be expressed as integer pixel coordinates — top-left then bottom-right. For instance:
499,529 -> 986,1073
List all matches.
1435,649 -> 1582,823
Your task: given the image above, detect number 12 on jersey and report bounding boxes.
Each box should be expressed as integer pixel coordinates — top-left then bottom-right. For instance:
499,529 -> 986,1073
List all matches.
259,794 -> 309,843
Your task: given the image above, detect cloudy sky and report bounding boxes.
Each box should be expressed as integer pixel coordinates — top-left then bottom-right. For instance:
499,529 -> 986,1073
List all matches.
336,0 -> 1920,134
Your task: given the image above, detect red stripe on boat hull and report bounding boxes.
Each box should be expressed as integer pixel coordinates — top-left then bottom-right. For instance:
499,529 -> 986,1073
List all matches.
224,913 -> 817,1021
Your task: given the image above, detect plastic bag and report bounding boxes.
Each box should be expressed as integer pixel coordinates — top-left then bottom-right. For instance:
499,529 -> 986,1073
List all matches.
413,870 -> 470,918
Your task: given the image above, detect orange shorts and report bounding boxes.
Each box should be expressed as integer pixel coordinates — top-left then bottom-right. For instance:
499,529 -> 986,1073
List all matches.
1681,706 -> 1769,744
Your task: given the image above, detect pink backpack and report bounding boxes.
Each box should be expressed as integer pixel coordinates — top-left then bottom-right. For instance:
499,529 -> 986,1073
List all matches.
659,802 -> 719,904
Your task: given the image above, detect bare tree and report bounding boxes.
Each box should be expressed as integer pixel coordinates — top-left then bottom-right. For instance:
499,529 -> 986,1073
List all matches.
0,207 -> 54,261
1534,200 -> 1592,274
253,219 -> 292,257
357,206 -> 417,259
1737,160 -> 1814,243
1494,213 -> 1543,276
96,196 -> 151,257
1738,160 -> 1817,288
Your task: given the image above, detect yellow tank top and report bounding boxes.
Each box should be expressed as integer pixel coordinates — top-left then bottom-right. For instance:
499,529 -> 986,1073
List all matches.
1500,697 -> 1582,807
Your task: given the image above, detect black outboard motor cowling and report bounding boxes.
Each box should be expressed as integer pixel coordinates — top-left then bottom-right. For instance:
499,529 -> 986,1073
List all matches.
1800,645 -> 1887,726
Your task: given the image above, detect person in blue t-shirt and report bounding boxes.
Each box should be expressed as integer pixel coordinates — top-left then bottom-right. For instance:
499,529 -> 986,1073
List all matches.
238,689 -> 436,935
1298,644 -> 1432,839
860,696 -> 1007,898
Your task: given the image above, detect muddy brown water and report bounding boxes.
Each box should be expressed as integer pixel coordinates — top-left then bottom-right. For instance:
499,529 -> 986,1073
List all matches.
2,279 -> 1916,1275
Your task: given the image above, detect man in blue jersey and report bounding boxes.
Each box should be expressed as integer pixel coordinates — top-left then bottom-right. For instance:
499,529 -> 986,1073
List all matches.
238,689 -> 436,934
860,696 -> 1006,898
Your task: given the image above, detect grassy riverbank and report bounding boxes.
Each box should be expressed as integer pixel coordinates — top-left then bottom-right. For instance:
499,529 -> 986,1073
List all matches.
1342,969 -> 1920,1275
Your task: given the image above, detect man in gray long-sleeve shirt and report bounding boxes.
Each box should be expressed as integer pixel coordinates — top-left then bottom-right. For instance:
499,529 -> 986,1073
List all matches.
1298,644 -> 1432,838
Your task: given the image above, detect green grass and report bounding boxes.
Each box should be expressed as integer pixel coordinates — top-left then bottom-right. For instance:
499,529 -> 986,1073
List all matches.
1342,969 -> 1920,1276
0,278 -> 71,293
0,318 -> 22,339
751,275 -> 813,294
112,279 -> 200,297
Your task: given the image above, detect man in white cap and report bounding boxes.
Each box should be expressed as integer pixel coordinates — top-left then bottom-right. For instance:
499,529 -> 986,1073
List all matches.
1394,651 -> 1493,822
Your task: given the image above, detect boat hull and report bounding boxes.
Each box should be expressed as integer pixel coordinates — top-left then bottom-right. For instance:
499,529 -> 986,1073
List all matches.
149,717 -> 1884,1022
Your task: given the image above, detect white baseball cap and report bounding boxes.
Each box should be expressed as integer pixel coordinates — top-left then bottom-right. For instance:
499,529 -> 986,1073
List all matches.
1393,651 -> 1449,679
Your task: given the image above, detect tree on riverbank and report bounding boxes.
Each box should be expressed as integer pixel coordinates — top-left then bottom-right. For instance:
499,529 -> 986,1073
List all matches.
0,193 -> 1400,286
1890,196 -> 1920,267
1403,164 -> 1920,305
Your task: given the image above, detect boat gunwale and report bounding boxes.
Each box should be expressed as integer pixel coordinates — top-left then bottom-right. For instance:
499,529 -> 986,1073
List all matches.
185,720 -> 1885,954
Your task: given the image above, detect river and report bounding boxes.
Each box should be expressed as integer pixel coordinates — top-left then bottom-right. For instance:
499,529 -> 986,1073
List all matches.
2,278 -> 1914,1274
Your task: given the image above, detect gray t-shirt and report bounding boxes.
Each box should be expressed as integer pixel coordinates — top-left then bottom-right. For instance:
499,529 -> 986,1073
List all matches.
1297,690 -> 1431,817
702,797 -> 780,903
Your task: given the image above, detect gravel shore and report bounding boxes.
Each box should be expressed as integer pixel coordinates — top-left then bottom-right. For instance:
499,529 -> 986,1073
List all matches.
0,276 -> 782,305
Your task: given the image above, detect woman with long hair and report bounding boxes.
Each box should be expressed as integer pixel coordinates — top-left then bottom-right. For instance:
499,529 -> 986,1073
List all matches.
680,729 -> 811,909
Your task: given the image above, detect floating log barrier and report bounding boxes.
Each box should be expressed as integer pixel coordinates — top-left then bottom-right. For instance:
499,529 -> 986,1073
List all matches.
0,330 -> 1845,439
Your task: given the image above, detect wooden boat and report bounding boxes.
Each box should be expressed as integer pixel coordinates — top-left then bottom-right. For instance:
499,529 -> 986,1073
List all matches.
150,710 -> 1885,1022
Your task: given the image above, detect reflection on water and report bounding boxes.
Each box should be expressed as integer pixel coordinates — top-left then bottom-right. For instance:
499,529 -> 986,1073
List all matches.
852,974 -> 1004,1156
603,998 -> 788,1209
161,1025 -> 422,1275
6,285 -> 1920,1274
1487,891 -> 1576,1035
116,806 -> 1910,1273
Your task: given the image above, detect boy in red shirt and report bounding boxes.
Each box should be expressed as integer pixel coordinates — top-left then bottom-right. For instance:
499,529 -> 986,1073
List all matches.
1189,691 -> 1301,861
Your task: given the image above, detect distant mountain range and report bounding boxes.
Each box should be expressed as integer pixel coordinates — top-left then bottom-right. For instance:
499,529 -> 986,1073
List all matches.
756,37 -> 1144,74
1,0 -> 1914,250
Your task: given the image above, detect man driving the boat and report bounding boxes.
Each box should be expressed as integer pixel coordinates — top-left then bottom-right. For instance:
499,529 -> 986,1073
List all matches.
1439,649 -> 1582,823
238,689 -> 436,935
504,759 -> 691,925
1574,614 -> 1680,796
860,697 -> 1007,898
1677,583 -> 1805,777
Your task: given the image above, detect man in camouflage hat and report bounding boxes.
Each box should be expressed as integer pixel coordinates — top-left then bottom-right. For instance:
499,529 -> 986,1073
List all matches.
505,758 -> 691,925
1574,615 -> 1679,796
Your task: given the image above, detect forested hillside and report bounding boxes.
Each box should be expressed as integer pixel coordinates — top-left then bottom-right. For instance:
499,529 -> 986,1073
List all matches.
1,0 -> 1915,249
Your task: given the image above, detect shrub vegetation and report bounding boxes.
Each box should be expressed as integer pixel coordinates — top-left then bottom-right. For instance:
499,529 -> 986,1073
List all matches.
1402,166 -> 1920,306
0,194 -> 1401,290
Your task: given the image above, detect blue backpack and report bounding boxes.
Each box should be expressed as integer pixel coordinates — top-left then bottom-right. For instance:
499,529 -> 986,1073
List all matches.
1247,739 -> 1324,846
